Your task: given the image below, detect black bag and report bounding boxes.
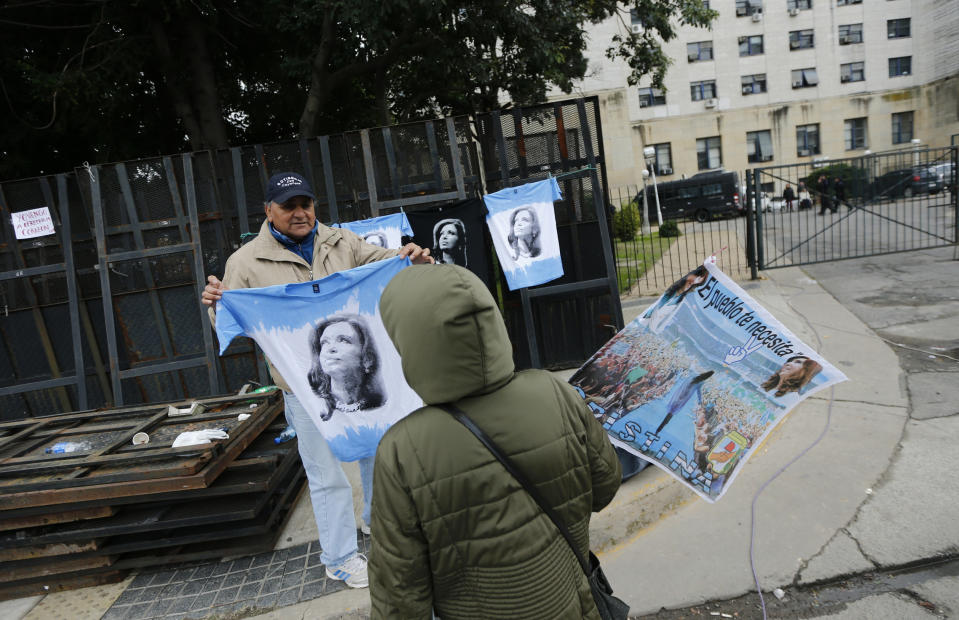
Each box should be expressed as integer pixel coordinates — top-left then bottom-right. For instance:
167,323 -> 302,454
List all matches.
439,404 -> 629,620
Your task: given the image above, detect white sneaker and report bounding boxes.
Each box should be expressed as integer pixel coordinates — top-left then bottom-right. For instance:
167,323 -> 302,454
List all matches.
326,553 -> 368,589
361,523 -> 371,536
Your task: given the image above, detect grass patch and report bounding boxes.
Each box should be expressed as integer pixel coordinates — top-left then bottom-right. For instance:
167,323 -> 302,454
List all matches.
614,230 -> 677,293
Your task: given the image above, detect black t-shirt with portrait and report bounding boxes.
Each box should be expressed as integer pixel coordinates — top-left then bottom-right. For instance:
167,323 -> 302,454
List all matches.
406,198 -> 493,290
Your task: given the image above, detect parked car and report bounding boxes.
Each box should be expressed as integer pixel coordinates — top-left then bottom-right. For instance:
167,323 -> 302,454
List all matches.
870,167 -> 944,199
925,162 -> 956,193
634,169 -> 743,223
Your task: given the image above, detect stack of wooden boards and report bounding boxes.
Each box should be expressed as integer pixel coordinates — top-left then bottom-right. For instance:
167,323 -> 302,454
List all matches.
0,390 -> 304,599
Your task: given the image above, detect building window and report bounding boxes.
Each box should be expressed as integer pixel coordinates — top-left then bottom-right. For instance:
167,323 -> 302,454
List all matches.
844,117 -> 868,150
841,62 -> 865,83
652,143 -> 674,175
739,35 -> 764,56
690,80 -> 717,101
697,136 -> 723,170
742,74 -> 767,95
687,41 -> 714,63
836,0 -> 861,5
736,0 -> 763,16
891,111 -> 914,144
747,130 -> 774,162
796,124 -> 821,156
791,68 -> 819,88
838,23 -> 863,44
889,56 -> 912,77
787,0 -> 812,9
638,87 -> 666,107
789,30 -> 815,50
888,18 -> 911,39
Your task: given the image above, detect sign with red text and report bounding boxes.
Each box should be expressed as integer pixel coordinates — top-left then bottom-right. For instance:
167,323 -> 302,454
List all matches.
12,207 -> 56,240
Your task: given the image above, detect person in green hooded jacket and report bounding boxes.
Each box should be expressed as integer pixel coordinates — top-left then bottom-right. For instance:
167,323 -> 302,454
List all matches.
371,264 -> 622,619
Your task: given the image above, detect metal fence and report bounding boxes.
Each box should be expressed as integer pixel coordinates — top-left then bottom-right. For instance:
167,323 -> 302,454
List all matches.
608,184 -> 752,297
750,147 -> 957,269
0,97 -> 621,421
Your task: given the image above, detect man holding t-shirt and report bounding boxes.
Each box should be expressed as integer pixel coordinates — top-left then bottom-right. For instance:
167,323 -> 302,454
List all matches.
202,172 -> 431,588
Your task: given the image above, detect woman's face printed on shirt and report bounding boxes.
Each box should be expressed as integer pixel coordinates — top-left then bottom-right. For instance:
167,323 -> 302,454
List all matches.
437,223 -> 459,250
319,322 -> 363,377
512,209 -> 533,238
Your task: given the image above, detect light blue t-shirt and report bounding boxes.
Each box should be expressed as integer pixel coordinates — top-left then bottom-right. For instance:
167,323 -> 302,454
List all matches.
333,212 -> 413,250
484,178 -> 564,290
215,257 -> 422,461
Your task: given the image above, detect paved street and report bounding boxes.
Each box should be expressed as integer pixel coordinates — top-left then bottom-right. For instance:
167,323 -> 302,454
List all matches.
623,246 -> 959,618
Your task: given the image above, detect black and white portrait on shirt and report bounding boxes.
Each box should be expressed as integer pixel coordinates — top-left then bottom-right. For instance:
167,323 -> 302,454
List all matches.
506,206 -> 541,263
308,314 -> 387,421
432,218 -> 468,267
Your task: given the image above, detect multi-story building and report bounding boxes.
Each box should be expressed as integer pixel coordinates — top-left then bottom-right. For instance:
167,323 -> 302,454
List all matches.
554,0 -> 959,192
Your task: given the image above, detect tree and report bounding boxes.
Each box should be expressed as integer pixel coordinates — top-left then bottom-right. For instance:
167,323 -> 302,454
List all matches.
0,1 -> 715,179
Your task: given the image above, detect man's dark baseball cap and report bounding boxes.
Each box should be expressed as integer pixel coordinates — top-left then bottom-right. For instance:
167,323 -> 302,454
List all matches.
265,172 -> 315,204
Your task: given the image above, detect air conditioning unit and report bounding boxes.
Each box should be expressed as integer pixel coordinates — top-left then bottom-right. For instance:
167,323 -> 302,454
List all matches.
659,166 -> 673,175
788,7 -> 800,16
798,148 -> 811,156
789,40 -> 800,49
761,155 -> 774,162
840,74 -> 850,83
704,98 -> 718,108
839,35 -> 852,44
751,12 -> 762,21
631,24 -> 642,34
736,6 -> 748,16
742,85 -> 753,95
792,80 -> 804,88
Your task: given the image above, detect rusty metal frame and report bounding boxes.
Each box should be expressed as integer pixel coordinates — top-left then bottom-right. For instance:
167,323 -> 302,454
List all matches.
0,391 -> 282,510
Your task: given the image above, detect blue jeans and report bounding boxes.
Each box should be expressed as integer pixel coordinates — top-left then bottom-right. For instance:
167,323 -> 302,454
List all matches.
284,393 -> 374,566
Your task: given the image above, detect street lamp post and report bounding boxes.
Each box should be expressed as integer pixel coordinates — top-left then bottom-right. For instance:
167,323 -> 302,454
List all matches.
643,146 -> 664,226
641,169 -> 651,236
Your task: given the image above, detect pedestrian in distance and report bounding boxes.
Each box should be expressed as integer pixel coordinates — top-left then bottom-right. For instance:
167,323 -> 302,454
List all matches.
834,176 -> 847,211
369,264 -> 622,619
201,171 -> 432,589
782,184 -> 795,211
817,175 -> 832,215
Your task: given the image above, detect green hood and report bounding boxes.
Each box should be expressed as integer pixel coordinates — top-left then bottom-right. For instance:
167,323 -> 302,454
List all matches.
380,264 -> 514,404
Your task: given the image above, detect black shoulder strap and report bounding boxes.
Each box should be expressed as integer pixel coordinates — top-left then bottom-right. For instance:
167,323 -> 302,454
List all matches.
438,403 -> 590,575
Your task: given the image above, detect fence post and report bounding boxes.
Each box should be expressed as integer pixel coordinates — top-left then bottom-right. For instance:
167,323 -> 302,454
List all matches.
745,169 -> 758,277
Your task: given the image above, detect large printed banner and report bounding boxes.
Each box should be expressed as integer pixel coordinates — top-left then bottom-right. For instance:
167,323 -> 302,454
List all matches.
570,261 -> 847,502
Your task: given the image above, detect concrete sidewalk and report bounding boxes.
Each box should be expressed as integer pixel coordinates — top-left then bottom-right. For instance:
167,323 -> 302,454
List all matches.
5,255 -> 956,619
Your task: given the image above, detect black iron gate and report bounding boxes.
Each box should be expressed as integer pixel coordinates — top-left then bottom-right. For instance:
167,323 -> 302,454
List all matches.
0,97 -> 620,420
749,146 -> 958,269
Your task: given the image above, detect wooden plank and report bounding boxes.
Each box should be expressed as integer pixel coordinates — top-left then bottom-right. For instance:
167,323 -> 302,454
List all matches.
0,540 -> 99,562
0,553 -> 114,583
0,570 -> 125,602
0,506 -> 115,532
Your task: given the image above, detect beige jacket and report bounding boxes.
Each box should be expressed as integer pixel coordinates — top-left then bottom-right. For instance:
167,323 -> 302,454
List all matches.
208,219 -> 397,391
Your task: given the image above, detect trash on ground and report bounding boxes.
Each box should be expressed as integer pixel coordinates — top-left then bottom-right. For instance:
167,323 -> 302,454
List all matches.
171,429 -> 229,448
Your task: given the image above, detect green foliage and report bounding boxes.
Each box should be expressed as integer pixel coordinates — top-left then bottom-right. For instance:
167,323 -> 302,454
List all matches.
0,0 -> 719,179
802,163 -> 870,199
658,220 -> 681,237
613,201 -> 642,242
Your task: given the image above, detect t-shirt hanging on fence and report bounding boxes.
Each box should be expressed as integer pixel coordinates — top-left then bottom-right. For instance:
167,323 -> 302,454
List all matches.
483,178 -> 564,290
333,213 -> 413,250
406,198 -> 493,289
568,261 -> 847,502
214,257 -> 422,462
